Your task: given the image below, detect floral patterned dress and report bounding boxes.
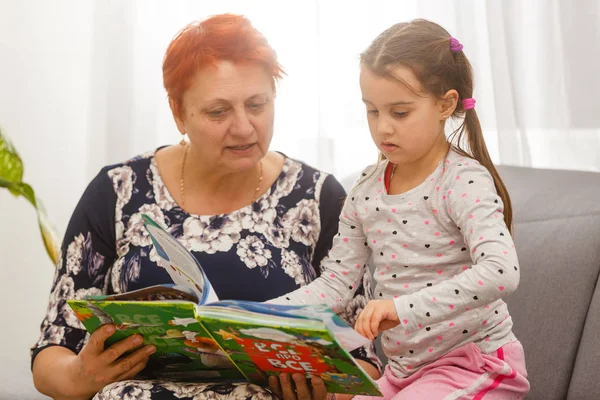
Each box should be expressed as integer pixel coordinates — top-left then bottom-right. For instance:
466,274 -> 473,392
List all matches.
31,149 -> 380,400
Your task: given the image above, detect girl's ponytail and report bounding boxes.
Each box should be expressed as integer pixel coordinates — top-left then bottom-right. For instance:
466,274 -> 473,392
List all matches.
461,109 -> 513,232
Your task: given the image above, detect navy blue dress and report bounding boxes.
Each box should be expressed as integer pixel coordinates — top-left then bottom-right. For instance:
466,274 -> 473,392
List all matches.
31,149 -> 380,399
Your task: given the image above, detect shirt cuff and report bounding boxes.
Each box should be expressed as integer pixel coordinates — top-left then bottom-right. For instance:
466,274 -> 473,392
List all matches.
393,295 -> 419,334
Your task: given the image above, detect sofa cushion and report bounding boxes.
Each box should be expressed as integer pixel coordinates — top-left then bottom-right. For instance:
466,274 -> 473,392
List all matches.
567,278 -> 600,400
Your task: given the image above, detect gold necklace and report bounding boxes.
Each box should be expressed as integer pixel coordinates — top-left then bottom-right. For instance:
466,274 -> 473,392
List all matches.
179,144 -> 264,208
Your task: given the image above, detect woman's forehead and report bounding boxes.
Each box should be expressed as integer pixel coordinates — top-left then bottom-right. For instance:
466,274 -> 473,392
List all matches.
186,61 -> 273,103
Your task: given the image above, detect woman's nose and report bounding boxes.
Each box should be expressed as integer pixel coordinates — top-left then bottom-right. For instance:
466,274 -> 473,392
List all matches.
230,111 -> 253,137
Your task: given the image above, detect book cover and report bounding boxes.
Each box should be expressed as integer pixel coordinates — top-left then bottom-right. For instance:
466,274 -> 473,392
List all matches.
197,301 -> 382,395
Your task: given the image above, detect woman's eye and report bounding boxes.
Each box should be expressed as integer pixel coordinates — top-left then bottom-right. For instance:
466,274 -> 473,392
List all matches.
248,103 -> 265,110
208,109 -> 226,117
367,109 -> 379,115
393,112 -> 408,118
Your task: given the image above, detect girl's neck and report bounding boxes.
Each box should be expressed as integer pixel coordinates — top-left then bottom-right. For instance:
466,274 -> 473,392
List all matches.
388,136 -> 449,195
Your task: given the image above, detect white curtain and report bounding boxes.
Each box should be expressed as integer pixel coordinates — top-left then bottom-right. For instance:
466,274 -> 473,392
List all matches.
82,0 -> 600,181
1,0 -> 599,234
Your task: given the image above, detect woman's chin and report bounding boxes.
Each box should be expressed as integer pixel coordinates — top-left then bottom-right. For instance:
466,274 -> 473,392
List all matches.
221,150 -> 264,171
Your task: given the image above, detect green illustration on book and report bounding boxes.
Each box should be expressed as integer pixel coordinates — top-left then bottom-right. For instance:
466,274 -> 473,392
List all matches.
67,214 -> 382,396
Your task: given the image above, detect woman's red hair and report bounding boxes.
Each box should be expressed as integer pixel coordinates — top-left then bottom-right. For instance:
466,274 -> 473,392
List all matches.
163,13 -> 284,118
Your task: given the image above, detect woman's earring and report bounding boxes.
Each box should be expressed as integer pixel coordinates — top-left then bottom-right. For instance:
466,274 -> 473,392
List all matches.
180,134 -> 187,146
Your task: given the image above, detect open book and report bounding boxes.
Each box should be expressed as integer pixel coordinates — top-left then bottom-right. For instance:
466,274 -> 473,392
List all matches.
67,215 -> 382,396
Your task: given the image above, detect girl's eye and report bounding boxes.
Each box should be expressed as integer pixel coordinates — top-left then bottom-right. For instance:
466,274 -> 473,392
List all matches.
393,112 -> 408,118
367,109 -> 379,115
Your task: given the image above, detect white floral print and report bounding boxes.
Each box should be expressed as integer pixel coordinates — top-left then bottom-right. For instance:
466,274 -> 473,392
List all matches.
94,380 -> 153,400
264,220 -> 292,249
230,383 -> 278,400
65,233 -> 85,276
115,221 -> 127,256
149,160 -> 175,210
181,215 -> 242,254
74,286 -> 103,299
111,253 -> 143,294
313,170 -> 328,199
36,325 -> 65,348
159,381 -> 206,397
49,275 -> 75,313
240,198 -> 277,234
274,159 -> 302,199
61,303 -> 85,330
282,199 -> 320,246
108,166 -> 134,221
125,204 -> 166,247
281,249 -> 306,285
110,257 -> 126,294
57,287 -> 104,329
148,245 -> 162,263
237,235 -> 273,269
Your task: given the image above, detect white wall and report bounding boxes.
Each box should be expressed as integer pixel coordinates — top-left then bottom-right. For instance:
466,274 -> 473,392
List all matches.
0,0 -> 95,380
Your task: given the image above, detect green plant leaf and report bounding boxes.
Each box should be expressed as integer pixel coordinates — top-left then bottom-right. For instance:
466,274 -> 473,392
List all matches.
0,128 -> 24,193
0,178 -> 36,206
16,181 -> 36,207
0,128 -> 60,265
0,176 -> 16,189
35,197 -> 60,265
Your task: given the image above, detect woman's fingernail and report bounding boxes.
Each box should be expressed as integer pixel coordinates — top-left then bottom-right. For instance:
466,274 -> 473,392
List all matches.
106,325 -> 115,334
146,345 -> 156,354
133,335 -> 143,344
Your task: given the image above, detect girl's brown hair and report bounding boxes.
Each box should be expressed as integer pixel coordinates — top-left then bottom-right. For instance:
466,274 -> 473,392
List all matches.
360,19 -> 512,231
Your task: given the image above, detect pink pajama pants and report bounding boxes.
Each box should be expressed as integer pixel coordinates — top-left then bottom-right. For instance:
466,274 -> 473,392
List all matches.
355,341 -> 529,400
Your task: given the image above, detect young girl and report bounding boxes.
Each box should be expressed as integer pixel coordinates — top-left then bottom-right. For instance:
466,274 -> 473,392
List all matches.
270,19 -> 530,399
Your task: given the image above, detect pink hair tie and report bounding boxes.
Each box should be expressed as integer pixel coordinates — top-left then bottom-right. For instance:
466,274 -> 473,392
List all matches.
449,37 -> 463,52
462,98 -> 476,110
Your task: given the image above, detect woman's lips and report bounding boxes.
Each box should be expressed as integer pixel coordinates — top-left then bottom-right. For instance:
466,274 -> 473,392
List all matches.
226,143 -> 255,153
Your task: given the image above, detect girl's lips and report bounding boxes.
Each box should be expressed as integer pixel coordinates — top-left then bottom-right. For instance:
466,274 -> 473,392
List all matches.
381,143 -> 399,152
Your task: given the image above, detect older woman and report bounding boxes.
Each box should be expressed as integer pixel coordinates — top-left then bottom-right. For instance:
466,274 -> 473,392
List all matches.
31,14 -> 380,400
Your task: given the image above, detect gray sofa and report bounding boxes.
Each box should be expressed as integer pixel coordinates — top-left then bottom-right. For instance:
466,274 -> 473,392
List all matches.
494,165 -> 600,400
8,165 -> 600,399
